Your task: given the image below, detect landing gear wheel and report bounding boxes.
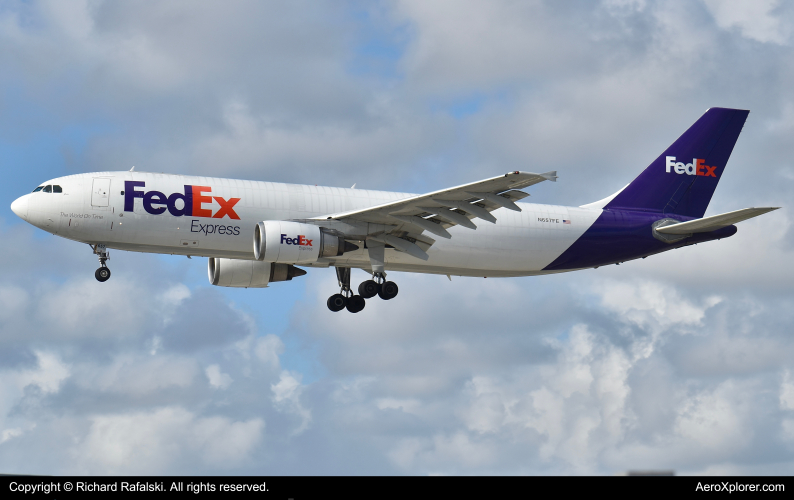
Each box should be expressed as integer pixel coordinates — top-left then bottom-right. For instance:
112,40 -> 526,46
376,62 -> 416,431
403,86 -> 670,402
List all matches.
358,280 -> 380,299
91,244 -> 111,282
346,295 -> 366,313
95,267 -> 111,282
327,294 -> 347,312
378,281 -> 398,300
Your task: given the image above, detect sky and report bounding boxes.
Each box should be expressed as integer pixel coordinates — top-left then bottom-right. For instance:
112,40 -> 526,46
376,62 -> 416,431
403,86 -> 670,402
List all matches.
0,0 -> 793,475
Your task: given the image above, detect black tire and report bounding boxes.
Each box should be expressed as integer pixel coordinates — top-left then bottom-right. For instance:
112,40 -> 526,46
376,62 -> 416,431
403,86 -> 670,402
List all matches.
327,294 -> 347,312
358,280 -> 380,299
346,295 -> 366,313
378,281 -> 398,300
95,267 -> 111,282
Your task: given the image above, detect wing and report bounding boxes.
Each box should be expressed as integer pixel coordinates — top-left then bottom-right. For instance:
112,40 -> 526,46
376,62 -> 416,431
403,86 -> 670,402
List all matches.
310,171 -> 557,260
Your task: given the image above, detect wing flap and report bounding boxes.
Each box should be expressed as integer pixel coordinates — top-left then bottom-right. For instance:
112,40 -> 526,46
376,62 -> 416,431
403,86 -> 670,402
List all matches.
388,214 -> 452,239
314,171 -> 553,225
655,207 -> 779,235
310,171 -> 556,261
368,234 -> 429,260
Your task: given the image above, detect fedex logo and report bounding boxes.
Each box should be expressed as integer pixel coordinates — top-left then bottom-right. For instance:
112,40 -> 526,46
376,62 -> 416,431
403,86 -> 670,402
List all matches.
124,181 -> 240,219
281,234 -> 313,246
665,157 -> 717,177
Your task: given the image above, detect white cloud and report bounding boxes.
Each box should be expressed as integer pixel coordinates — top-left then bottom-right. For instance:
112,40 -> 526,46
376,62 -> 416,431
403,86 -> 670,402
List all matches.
231,334 -> 284,371
159,283 -> 191,307
271,371 -> 311,435
461,377 -> 510,434
253,335 -> 284,369
74,407 -> 264,474
781,370 -> 794,411
205,364 -> 233,390
15,351 -> 70,395
1,426 -> 26,444
395,0 -> 582,92
0,285 -> 29,321
703,0 -> 789,45
0,352 -> 69,446
596,280 -> 721,330
73,354 -> 199,395
184,98 -> 453,183
35,279 -> 148,337
673,380 -> 752,459
376,397 -> 422,415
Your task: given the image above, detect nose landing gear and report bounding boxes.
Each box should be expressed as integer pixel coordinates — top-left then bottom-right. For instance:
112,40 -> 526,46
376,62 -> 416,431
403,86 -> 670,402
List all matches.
91,244 -> 111,282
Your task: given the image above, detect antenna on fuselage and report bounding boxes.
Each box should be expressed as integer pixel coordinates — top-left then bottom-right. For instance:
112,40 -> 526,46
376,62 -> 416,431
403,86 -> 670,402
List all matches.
130,166 -> 135,172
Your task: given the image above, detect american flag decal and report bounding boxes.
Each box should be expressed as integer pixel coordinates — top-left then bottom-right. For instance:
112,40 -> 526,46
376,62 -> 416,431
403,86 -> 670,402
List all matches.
563,219 -> 571,224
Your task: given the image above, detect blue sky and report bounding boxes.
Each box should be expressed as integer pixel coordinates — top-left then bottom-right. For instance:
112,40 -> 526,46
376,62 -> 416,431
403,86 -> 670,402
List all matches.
1,0 -> 793,475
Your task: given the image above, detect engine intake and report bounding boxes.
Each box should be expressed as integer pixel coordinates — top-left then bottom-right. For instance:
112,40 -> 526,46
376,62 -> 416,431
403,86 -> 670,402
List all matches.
253,221 -> 358,263
208,258 -> 306,288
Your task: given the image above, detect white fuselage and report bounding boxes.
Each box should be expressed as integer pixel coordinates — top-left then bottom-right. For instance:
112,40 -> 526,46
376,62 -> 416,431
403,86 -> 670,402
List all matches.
13,172 -> 602,277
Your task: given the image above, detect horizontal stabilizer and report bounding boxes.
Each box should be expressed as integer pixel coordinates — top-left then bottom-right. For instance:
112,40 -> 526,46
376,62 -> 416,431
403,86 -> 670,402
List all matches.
655,207 -> 779,235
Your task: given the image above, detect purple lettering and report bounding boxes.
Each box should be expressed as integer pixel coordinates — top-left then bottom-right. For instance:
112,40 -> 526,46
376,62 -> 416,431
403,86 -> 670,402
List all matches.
143,191 -> 167,215
124,181 -> 146,212
167,186 -> 192,216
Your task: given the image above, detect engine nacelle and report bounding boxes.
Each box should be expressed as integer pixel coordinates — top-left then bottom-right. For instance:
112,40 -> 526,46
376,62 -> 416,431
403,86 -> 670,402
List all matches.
208,258 -> 306,288
253,221 -> 358,263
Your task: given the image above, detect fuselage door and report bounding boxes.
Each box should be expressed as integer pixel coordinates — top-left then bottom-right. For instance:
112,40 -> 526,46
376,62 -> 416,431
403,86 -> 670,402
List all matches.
92,178 -> 111,207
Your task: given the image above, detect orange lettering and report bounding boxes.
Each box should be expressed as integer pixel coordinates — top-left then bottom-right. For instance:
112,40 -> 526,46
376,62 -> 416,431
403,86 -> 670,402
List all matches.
696,159 -> 706,176
192,186 -> 213,217
212,196 -> 241,219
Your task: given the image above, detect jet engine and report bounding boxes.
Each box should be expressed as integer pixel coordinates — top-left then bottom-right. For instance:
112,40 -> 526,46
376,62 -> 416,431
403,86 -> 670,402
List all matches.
253,221 -> 358,264
208,258 -> 306,288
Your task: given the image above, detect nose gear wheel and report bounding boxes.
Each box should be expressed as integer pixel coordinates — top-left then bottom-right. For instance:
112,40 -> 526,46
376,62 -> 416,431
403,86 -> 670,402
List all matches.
91,244 -> 111,282
95,267 -> 111,282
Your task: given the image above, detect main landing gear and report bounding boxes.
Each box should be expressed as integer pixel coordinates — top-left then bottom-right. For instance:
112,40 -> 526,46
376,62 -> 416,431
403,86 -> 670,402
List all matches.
91,244 -> 111,282
327,267 -> 398,313
327,267 -> 363,313
358,272 -> 398,300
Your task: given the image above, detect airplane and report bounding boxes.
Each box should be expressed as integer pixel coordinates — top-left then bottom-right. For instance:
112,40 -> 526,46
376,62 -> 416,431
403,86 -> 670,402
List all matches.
9,107 -> 779,313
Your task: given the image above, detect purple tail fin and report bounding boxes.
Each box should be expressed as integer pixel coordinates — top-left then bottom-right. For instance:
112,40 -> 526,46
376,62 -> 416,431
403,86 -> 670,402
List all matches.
604,107 -> 749,218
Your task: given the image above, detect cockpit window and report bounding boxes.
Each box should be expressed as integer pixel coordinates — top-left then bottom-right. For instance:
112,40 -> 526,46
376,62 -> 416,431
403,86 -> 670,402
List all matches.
43,185 -> 52,193
32,186 -> 43,193
53,185 -> 62,193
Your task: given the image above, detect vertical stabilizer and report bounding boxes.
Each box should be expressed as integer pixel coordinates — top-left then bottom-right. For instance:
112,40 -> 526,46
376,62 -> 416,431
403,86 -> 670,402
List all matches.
604,108 -> 749,218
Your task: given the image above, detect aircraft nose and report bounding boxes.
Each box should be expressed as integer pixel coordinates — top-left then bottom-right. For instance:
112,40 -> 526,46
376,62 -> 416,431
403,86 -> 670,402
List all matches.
10,194 -> 29,221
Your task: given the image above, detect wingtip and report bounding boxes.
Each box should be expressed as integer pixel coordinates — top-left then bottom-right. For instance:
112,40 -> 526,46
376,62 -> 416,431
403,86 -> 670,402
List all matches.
541,171 -> 558,182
